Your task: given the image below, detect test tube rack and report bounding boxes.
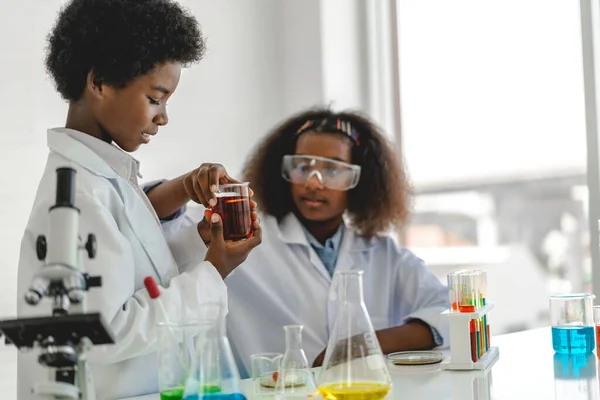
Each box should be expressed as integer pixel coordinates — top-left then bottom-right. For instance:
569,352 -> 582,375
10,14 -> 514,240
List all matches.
440,302 -> 499,371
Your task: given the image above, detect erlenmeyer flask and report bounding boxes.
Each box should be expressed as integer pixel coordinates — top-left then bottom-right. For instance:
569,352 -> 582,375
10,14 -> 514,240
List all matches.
183,302 -> 247,400
318,270 -> 392,400
275,325 -> 317,398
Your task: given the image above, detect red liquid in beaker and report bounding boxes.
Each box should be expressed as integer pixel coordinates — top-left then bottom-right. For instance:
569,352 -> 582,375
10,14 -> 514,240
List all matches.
211,193 -> 252,241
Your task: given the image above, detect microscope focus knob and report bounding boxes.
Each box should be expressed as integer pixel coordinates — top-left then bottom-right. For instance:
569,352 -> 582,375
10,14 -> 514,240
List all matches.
85,234 -> 97,259
25,290 -> 42,306
36,235 -> 47,261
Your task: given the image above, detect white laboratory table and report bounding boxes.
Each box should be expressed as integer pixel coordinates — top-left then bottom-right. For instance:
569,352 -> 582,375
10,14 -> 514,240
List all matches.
125,326 -> 600,400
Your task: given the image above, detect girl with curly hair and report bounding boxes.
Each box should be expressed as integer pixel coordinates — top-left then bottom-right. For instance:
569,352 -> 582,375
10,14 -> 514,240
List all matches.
224,108 -> 448,376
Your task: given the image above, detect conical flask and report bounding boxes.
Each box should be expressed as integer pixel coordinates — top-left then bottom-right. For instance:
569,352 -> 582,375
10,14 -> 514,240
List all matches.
274,325 -> 317,398
183,302 -> 247,400
318,270 -> 392,400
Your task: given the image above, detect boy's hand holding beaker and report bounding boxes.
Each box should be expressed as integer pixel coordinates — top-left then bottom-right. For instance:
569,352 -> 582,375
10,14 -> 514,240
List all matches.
183,163 -> 236,206
183,163 -> 262,277
197,188 -> 260,246
185,162 -> 260,243
205,212 -> 262,278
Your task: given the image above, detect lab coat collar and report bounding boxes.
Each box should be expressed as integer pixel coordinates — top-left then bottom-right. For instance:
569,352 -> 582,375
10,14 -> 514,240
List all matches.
276,213 -> 377,288
47,128 -> 141,180
277,213 -> 310,246
277,213 -> 376,252
46,128 -> 178,286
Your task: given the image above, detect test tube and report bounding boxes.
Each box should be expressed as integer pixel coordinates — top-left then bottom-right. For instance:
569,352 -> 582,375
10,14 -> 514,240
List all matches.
447,270 -> 466,312
459,271 -> 479,362
481,271 -> 488,307
470,319 -> 478,362
474,271 -> 486,308
458,272 -> 476,313
474,270 -> 489,356
480,271 -> 490,352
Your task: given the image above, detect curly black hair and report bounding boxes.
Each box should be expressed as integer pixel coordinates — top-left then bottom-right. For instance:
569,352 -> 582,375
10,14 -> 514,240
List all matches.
243,108 -> 411,238
46,0 -> 206,101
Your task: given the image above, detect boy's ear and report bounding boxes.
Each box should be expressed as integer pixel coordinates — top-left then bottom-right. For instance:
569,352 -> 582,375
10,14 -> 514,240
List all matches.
86,69 -> 105,100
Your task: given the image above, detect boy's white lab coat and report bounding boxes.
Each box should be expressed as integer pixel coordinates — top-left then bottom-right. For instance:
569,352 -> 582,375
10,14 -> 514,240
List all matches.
17,128 -> 226,399
225,213 -> 449,377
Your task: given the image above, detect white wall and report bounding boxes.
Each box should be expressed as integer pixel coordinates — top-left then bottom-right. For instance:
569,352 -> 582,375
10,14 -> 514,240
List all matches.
280,0 -> 325,117
135,0 -> 319,180
0,0 -> 332,319
0,0 -> 62,317
320,0 -> 369,111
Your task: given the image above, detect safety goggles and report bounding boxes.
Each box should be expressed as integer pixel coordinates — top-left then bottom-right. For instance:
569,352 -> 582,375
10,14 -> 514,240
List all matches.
281,155 -> 362,191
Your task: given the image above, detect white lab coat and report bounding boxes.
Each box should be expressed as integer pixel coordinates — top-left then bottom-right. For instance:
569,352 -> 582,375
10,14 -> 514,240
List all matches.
225,213 -> 449,378
17,128 -> 227,399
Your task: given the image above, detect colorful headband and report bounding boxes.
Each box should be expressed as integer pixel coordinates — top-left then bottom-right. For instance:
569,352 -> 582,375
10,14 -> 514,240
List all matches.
295,118 -> 360,145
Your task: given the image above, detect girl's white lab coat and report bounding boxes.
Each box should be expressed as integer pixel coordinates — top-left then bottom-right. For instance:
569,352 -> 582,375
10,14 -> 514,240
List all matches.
17,128 -> 226,399
225,213 -> 449,377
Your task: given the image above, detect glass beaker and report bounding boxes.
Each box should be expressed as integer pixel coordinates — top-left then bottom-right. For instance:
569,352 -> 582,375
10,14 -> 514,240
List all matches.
251,352 -> 283,398
208,182 -> 252,241
183,302 -> 247,400
549,293 -> 596,355
274,325 -> 317,398
318,270 -> 392,400
158,320 -> 199,400
447,269 -> 466,312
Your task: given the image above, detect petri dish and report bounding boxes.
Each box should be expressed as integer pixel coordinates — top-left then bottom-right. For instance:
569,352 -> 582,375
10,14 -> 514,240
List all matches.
387,351 -> 444,366
259,371 -> 311,388
259,371 -> 277,388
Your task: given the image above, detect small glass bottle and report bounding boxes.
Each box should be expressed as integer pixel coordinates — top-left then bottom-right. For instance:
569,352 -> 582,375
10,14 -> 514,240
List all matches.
275,325 -> 317,398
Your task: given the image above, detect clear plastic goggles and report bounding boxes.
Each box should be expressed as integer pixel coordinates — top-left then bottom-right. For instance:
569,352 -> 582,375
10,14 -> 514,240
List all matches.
281,155 -> 362,190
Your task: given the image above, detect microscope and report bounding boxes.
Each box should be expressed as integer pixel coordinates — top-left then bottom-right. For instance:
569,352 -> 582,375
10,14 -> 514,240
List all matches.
0,167 -> 114,400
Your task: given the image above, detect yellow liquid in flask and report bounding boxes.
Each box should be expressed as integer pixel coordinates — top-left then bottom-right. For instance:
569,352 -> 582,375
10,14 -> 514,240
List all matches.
318,382 -> 391,400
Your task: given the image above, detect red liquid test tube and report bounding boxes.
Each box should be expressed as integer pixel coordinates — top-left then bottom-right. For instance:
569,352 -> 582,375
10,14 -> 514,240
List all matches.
470,319 -> 478,362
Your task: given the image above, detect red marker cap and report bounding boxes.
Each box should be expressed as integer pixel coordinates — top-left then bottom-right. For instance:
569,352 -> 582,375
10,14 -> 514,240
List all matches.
144,276 -> 161,299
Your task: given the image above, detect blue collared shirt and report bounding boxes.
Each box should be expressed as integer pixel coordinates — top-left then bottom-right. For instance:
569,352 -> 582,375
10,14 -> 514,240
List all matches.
302,223 -> 345,277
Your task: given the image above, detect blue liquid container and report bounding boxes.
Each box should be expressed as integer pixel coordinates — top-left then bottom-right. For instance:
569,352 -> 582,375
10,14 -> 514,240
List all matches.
183,394 -> 247,400
184,393 -> 247,400
551,326 -> 595,354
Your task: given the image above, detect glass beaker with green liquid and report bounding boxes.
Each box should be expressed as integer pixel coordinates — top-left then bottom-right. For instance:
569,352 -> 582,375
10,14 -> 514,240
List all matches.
318,270 -> 392,400
157,319 -> 200,400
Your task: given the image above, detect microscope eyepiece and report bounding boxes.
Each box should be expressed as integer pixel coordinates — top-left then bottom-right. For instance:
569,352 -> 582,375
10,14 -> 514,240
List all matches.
54,167 -> 76,208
